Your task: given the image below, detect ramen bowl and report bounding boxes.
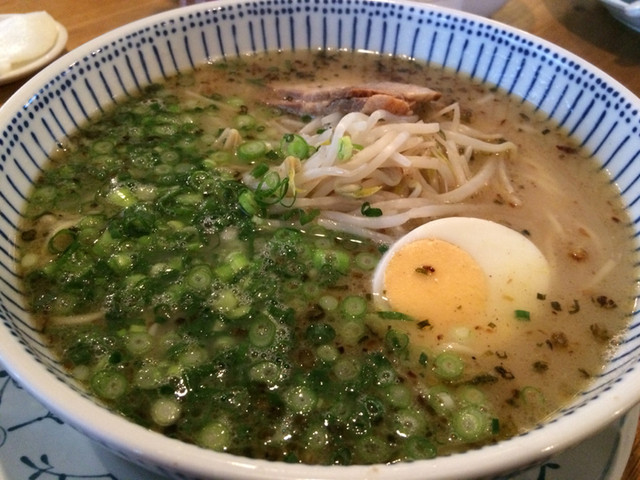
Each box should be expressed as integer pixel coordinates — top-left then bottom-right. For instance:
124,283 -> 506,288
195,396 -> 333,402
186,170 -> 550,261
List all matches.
1,1 -> 640,479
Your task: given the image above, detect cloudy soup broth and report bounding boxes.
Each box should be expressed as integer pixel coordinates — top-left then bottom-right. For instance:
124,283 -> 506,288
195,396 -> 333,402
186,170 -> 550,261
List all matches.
17,50 -> 637,465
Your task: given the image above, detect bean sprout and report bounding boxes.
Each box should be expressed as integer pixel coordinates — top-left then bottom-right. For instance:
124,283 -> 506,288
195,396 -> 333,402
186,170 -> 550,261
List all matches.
244,103 -> 517,241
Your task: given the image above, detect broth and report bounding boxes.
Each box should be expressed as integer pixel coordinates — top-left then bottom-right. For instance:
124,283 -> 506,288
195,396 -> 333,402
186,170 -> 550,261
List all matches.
17,50 -> 637,464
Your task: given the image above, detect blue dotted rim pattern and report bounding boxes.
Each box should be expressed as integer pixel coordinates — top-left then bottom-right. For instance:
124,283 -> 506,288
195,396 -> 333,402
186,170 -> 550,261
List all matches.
0,0 -> 639,478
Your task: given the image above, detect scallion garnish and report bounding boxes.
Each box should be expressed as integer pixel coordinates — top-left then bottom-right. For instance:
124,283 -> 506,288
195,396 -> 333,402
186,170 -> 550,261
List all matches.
377,310 -> 414,321
361,201 -> 382,217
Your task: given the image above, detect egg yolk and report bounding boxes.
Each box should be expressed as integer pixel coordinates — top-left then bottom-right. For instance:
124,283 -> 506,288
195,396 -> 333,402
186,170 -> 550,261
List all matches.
383,238 -> 489,346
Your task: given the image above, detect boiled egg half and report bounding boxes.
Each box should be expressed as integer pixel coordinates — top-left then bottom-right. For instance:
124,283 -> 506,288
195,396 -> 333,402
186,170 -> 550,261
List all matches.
371,217 -> 551,353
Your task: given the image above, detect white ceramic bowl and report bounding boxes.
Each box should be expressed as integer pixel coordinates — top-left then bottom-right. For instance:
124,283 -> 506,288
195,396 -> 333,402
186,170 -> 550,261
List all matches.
1,1 -> 640,479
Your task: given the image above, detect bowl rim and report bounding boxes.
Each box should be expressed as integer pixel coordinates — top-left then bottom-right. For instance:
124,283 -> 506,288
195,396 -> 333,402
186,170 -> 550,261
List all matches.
1,0 -> 640,478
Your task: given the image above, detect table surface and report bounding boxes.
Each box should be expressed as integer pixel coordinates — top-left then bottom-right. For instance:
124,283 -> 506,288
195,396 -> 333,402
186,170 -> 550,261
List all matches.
0,0 -> 639,478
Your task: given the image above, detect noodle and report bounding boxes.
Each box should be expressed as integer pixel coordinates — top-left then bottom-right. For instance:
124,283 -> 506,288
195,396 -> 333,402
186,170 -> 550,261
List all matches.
321,204 -> 477,230
49,311 -> 105,326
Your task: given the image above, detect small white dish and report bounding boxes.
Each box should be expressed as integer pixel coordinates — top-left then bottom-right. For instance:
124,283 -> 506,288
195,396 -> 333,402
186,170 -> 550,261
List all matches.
599,0 -> 640,31
0,14 -> 68,86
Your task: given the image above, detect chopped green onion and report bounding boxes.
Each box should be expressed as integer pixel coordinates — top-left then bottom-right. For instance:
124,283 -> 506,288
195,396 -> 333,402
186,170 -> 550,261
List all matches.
106,185 -> 137,208
197,421 -> 231,451
255,171 -> 290,206
234,113 -> 257,130
248,316 -> 277,348
434,352 -> 465,380
515,309 -> 531,321
92,139 -> 114,154
178,346 -> 208,368
284,383 -> 317,413
491,417 -> 500,435
385,383 -> 412,408
108,252 -> 134,274
188,170 -> 217,193
361,202 -> 382,217
280,133 -> 311,159
91,370 -> 127,400
313,248 -> 350,275
211,288 -> 240,315
375,364 -> 398,386
385,329 -> 409,352
340,295 -> 367,319
251,163 -> 270,178
248,361 -> 281,384
419,352 -> 429,366
357,397 -> 384,429
456,385 -> 487,407
318,295 -> 339,312
151,397 -> 182,426
337,320 -> 366,345
332,357 -> 361,381
305,322 -> 336,345
134,364 -> 165,389
452,406 -> 491,442
393,408 -> 426,437
226,96 -> 245,107
354,252 -> 379,270
316,344 -> 339,362
299,208 -> 320,225
402,436 -> 437,460
125,331 -> 153,355
520,386 -> 546,409
337,136 -> 354,161
48,228 -> 77,254
377,310 -> 413,321
353,436 -> 392,463
175,192 -> 203,206
205,151 -> 233,166
186,265 -> 213,291
227,251 -> 250,273
237,140 -> 267,162
238,189 -> 259,215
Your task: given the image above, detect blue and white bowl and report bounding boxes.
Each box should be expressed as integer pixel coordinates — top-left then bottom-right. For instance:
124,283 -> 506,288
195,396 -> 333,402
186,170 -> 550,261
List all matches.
1,1 -> 640,479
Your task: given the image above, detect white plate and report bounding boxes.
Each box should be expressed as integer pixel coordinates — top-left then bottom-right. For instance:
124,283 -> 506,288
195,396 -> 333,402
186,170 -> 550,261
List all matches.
0,361 -> 636,480
0,15 -> 68,86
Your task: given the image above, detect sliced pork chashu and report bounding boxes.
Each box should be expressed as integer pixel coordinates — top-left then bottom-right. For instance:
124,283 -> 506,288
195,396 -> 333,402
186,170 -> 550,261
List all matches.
267,81 -> 441,116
